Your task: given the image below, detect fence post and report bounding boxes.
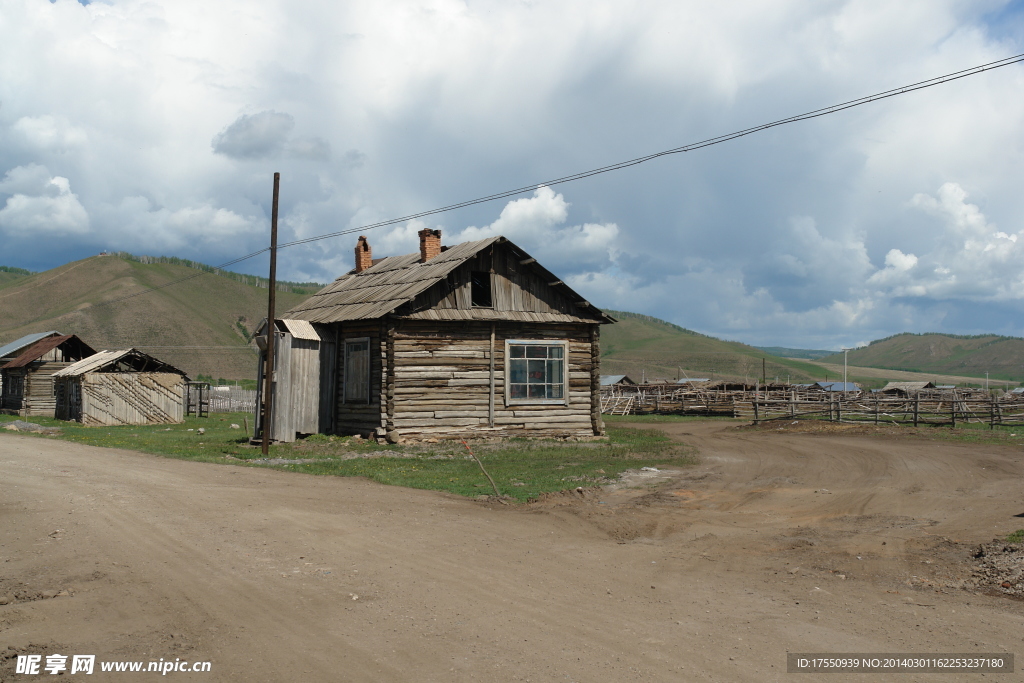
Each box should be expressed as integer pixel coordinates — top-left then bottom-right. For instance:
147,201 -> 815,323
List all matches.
837,395 -> 842,423
914,395 -> 919,427
874,395 -> 879,425
951,390 -> 957,428
753,399 -> 759,424
990,399 -> 995,430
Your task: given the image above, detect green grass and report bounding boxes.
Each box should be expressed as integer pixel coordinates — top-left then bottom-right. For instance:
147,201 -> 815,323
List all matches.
0,413 -> 696,502
1006,530 -> 1024,544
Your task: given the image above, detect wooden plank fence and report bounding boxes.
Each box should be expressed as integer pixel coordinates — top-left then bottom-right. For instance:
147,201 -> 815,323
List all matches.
208,387 -> 258,413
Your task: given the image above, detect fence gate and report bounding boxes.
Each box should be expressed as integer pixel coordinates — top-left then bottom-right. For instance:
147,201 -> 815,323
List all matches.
185,381 -> 210,418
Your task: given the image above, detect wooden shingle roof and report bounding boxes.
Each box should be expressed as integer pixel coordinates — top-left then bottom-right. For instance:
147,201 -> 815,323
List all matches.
284,236 -> 613,324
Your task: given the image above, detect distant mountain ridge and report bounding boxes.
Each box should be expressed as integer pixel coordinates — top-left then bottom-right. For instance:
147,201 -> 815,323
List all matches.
821,332 -> 1024,382
601,310 -> 824,383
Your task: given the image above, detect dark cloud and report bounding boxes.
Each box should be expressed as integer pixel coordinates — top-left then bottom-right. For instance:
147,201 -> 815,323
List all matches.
212,111 -> 295,159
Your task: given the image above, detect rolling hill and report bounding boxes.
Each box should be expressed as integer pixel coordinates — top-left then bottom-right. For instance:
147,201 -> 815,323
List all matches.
0,266 -> 32,287
820,333 -> 1024,383
4,255 -> 1017,388
601,311 -> 826,383
0,254 -> 313,380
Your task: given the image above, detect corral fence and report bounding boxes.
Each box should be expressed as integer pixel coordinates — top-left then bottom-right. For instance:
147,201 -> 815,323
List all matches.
738,393 -> 1024,428
602,384 -> 819,417
600,383 -> 1024,427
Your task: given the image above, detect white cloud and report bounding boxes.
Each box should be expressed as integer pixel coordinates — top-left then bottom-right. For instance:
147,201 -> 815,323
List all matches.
12,115 -> 88,150
0,0 -> 1023,346
450,186 -> 618,269
0,165 -> 89,235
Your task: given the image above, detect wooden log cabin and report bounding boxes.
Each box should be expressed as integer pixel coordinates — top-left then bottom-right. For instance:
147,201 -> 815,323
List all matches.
259,230 -> 615,442
53,349 -> 189,426
0,334 -> 96,417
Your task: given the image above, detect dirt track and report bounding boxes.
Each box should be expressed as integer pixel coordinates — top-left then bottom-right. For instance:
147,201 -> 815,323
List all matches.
2,422 -> 1023,681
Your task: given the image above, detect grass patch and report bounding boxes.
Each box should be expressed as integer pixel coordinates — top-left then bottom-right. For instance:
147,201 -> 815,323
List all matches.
1006,530 -> 1024,544
0,413 -> 695,502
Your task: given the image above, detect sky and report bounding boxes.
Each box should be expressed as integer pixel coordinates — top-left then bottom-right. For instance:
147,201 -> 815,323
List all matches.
1,0 -> 1023,350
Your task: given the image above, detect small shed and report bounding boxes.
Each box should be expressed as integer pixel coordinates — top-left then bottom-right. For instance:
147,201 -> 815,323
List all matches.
53,349 -> 189,425
0,331 -> 62,403
879,381 -> 935,397
600,374 -> 637,387
1,334 -> 96,417
813,381 -> 860,392
253,318 -> 337,443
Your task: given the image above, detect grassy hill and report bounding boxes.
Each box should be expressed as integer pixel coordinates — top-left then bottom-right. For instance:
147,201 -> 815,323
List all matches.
821,333 -> 1024,383
601,311 -> 826,383
0,266 -> 33,287
0,254 -> 313,380
756,346 -> 834,360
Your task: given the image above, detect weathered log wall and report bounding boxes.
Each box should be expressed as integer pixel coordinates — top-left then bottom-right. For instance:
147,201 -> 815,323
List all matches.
2,362 -> 73,417
380,319 -> 598,439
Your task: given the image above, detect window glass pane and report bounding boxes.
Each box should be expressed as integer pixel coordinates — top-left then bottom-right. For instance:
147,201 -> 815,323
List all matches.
550,346 -> 563,359
510,345 -> 525,358
546,359 -> 563,383
527,359 -> 545,382
528,384 -> 546,398
547,384 -> 563,399
510,359 -> 527,383
526,345 -> 547,358
510,384 -> 527,398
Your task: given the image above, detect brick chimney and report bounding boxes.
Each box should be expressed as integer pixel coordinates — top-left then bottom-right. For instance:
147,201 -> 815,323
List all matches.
354,235 -> 372,273
418,228 -> 442,262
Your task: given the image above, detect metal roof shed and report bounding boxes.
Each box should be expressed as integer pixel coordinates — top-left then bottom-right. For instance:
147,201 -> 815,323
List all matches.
1,334 -> 95,417
53,349 -> 189,426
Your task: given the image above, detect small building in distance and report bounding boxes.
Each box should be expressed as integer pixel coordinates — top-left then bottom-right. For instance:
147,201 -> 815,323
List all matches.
600,374 -> 637,388
53,349 -> 189,426
879,381 -> 936,397
0,331 -> 61,401
1,334 -> 96,417
260,230 -> 614,442
813,381 -> 860,392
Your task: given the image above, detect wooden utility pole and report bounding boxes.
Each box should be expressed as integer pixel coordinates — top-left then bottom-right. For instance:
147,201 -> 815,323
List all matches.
261,172 -> 281,456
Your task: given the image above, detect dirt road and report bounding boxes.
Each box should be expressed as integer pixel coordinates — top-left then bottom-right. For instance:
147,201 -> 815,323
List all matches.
2,423 -> 1023,681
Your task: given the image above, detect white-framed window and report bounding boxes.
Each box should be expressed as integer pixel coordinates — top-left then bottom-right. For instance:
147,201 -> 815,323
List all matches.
505,339 -> 568,405
343,337 -> 371,403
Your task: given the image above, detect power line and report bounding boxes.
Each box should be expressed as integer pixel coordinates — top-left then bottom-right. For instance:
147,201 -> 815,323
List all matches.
94,52 -> 1024,306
